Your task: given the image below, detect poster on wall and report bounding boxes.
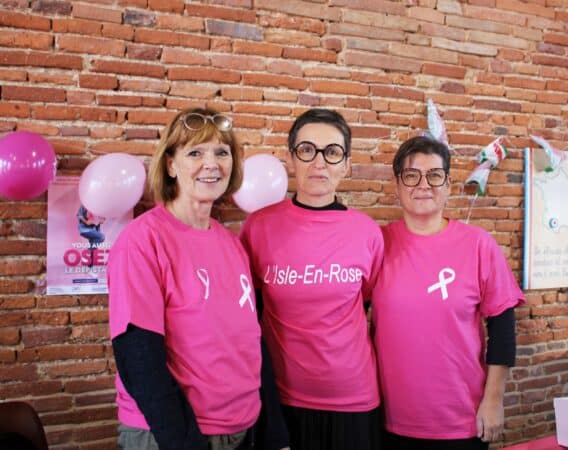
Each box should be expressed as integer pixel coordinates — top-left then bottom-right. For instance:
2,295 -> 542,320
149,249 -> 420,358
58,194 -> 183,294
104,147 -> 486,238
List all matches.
523,148 -> 568,289
46,176 -> 132,295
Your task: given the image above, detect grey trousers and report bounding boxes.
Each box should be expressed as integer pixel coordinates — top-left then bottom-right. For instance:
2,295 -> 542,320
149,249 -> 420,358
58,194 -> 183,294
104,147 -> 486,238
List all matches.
117,424 -> 248,450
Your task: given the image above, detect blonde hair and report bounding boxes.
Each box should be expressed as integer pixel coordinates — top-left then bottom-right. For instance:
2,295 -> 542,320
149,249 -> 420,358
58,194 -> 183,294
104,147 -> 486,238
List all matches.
148,108 -> 243,204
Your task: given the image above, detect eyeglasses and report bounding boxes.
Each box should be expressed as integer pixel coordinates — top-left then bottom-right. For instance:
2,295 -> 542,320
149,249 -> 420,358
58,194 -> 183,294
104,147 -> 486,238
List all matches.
399,168 -> 448,187
181,113 -> 232,132
292,141 -> 347,165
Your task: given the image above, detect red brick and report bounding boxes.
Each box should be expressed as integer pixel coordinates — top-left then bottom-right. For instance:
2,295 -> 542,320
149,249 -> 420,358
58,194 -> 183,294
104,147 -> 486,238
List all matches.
211,54 -> 265,71
332,22 -> 405,42
91,59 -> 165,78
536,91 -> 568,104
154,15 -> 201,33
504,76 -> 546,90
233,41 -> 283,57
0,296 -> 36,310
0,364 -> 39,382
148,0 -> 183,13
0,328 -> 19,345
242,73 -> 307,90
0,102 -> 30,118
221,87 -> 263,101
124,128 -> 159,140
28,72 -> 74,86
282,47 -> 336,63
134,28 -> 210,49
97,94 -> 144,106
79,74 -> 118,90
370,85 -> 424,101
267,60 -> 302,76
310,80 -> 368,96
4,85 -> 67,103
422,63 -> 467,79
0,30 -> 53,50
161,48 -> 208,66
0,10 -> 50,31
125,43 -> 161,61
441,82 -> 466,94
233,104 -> 290,116
58,34 -> 125,57
0,69 -> 27,81
258,14 -> 325,34
533,54 -> 568,68
19,344 -> 104,362
0,50 -> 83,70
90,140 -> 155,156
206,19 -> 263,41
101,22 -> 135,41
0,258 -> 43,275
70,324 -> 110,341
474,99 -> 522,112
185,4 -> 255,23
32,0 -> 73,15
119,79 -> 170,94
330,0 -> 406,15
547,80 -> 568,92
21,327 -> 71,348
0,278 -> 35,294
64,375 -> 115,393
128,109 -> 175,125
168,66 -> 240,84
255,0 -> 341,20
496,0 -> 555,18
544,32 -> 568,46
60,126 -> 89,137
72,3 -> 123,23
345,51 -> 422,73
52,17 -> 103,35
123,8 -> 155,26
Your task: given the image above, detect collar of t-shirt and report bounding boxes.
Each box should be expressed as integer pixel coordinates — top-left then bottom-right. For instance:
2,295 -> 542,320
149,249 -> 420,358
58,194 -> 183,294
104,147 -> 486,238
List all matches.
292,195 -> 347,211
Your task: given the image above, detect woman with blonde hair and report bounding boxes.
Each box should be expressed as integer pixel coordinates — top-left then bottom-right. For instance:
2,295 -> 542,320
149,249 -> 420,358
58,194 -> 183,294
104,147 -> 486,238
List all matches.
108,108 -> 289,450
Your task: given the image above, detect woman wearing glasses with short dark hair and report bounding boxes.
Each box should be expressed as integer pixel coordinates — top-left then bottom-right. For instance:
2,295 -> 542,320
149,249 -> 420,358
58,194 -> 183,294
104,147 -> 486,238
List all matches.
108,108 -> 289,450
240,108 -> 384,450
371,135 -> 524,450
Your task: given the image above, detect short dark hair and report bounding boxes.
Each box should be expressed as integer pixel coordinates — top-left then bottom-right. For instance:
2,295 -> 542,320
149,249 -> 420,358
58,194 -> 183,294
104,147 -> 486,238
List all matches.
287,108 -> 352,155
392,135 -> 451,177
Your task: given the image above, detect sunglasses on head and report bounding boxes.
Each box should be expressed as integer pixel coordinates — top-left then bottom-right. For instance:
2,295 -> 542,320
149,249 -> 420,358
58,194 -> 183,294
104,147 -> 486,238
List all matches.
181,113 -> 232,132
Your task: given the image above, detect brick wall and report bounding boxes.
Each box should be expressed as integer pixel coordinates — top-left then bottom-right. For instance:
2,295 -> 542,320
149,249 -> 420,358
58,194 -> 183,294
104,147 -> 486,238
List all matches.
0,1 -> 566,448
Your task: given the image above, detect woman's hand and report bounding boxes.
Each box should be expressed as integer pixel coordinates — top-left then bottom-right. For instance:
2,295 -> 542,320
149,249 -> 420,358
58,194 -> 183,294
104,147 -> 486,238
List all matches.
476,365 -> 508,442
476,396 -> 504,442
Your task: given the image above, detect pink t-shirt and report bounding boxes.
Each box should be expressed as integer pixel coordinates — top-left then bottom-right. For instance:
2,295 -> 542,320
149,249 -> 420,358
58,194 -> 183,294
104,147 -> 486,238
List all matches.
240,199 -> 383,412
108,204 -> 261,435
372,219 -> 525,439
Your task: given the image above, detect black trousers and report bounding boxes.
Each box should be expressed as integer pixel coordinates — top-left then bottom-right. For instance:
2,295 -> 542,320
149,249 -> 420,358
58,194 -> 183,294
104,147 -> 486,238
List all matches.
282,405 -> 382,450
383,430 -> 489,450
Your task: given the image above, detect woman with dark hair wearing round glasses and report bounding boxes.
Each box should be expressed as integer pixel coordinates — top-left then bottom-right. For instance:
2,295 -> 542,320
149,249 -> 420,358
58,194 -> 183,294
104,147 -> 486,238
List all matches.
108,108 -> 289,450
371,135 -> 524,450
240,108 -> 384,450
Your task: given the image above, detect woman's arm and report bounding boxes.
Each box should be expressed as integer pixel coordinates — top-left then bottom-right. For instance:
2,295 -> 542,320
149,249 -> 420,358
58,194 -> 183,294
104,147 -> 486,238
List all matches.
477,307 -> 516,442
112,324 -> 208,450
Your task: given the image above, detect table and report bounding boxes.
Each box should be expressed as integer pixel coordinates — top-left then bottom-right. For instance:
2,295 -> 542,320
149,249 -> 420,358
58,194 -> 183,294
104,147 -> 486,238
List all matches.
502,435 -> 566,450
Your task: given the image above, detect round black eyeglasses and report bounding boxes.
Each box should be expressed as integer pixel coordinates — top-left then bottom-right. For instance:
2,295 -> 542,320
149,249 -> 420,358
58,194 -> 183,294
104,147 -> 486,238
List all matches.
292,141 -> 347,164
399,168 -> 448,187
181,113 -> 232,132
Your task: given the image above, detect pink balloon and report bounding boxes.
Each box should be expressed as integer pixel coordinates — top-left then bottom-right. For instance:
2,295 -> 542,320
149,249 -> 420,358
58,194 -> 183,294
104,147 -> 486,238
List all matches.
0,131 -> 57,200
233,154 -> 288,213
79,153 -> 146,218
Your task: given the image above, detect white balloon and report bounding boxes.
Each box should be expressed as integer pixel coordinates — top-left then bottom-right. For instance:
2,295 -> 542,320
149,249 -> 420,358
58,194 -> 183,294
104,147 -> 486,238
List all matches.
79,153 -> 146,218
233,154 -> 288,213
